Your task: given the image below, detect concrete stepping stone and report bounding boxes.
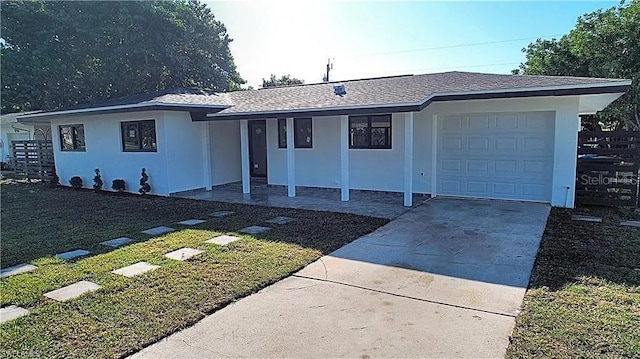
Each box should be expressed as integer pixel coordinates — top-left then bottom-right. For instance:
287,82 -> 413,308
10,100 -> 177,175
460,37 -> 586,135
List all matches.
112,262 -> 160,278
206,235 -> 241,246
177,219 -> 206,226
100,237 -> 133,248
0,305 -> 29,323
266,216 -> 295,225
210,211 -> 234,217
1,263 -> 37,278
57,249 -> 90,260
571,215 -> 602,223
44,280 -> 101,302
239,225 -> 271,235
620,220 -> 640,228
163,248 -> 204,261
142,226 -> 175,235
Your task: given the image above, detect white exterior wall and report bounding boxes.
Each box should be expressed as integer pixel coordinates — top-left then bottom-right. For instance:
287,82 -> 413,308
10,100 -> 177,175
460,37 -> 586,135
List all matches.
422,96 -> 580,207
163,111 -> 207,193
261,96 -> 580,207
50,110 -> 211,195
210,120 -> 242,185
47,96 -> 581,207
266,117 -> 341,188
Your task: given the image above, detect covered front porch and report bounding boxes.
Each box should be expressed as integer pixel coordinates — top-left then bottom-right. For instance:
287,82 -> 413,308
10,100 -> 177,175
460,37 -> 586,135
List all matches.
172,179 -> 428,219
199,112 -> 420,209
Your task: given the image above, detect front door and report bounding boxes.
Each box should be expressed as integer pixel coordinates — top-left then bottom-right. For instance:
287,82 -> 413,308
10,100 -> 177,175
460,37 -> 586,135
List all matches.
248,120 -> 267,177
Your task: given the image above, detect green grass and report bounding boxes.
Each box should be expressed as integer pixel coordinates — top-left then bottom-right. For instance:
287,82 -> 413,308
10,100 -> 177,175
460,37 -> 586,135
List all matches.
506,206 -> 640,358
0,180 -> 387,358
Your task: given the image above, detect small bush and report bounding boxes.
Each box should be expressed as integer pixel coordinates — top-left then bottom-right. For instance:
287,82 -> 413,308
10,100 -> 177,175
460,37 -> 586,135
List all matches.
93,168 -> 103,191
49,168 -> 60,188
112,179 -> 126,192
139,168 -> 151,194
69,176 -> 83,189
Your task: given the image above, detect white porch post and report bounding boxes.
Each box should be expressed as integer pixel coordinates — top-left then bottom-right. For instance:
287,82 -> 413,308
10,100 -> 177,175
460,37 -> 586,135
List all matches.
340,115 -> 349,201
404,112 -> 414,207
240,120 -> 250,194
202,122 -> 213,190
431,114 -> 438,198
286,117 -> 296,197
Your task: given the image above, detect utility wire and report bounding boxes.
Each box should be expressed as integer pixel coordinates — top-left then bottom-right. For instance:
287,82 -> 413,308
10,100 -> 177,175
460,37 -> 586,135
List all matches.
345,34 -> 564,58
344,61 -> 523,80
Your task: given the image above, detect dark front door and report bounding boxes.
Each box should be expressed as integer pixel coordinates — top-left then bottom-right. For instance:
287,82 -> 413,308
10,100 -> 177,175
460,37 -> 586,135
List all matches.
248,120 -> 267,177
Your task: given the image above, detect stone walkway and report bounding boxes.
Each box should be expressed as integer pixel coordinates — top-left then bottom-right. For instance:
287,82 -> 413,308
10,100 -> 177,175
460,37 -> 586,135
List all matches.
0,210 -> 299,323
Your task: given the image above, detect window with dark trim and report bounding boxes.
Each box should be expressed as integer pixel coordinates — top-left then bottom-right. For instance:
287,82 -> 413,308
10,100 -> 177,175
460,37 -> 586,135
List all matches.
349,115 -> 392,149
121,120 -> 157,152
59,124 -> 86,151
278,118 -> 313,148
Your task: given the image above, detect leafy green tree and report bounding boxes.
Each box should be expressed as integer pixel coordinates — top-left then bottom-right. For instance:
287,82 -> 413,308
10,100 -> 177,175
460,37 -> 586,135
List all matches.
514,1 -> 639,130
0,0 -> 244,113
262,74 -> 304,88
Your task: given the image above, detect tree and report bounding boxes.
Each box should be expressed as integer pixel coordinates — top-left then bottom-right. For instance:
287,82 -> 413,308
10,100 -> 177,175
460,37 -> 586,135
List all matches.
0,0 -> 245,113
514,1 -> 640,130
262,74 -> 304,88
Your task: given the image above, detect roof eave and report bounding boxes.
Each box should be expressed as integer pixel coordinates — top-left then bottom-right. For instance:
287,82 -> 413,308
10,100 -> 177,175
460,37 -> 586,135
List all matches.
17,102 -> 230,122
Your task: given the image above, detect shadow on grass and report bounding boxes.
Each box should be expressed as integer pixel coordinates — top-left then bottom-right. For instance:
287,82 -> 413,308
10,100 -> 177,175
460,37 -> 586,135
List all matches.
527,207 -> 640,291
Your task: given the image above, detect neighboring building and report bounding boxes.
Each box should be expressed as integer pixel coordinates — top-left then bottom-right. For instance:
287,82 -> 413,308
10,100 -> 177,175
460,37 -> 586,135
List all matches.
0,111 -> 49,165
17,71 -> 631,208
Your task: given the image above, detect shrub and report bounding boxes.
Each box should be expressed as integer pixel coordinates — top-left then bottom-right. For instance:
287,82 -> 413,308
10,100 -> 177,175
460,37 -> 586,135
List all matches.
49,168 -> 60,188
69,176 -> 83,189
139,168 -> 151,194
93,168 -> 103,191
112,179 -> 126,192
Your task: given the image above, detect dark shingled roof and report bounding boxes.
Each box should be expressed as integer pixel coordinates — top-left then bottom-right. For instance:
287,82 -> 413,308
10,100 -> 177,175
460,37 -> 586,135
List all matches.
217,71 -> 629,118
18,71 -> 630,121
64,87 -> 233,111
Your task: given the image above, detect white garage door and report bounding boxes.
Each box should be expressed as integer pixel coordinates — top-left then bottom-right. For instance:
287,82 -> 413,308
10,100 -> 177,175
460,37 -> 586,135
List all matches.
436,111 -> 554,202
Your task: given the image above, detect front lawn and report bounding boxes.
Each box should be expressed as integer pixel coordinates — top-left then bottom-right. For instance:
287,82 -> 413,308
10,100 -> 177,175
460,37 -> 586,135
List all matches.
507,206 -> 640,358
0,179 -> 387,358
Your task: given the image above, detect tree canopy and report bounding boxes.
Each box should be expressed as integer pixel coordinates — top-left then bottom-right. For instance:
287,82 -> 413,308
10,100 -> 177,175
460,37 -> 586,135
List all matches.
262,74 -> 304,88
514,1 -> 639,130
0,0 -> 244,113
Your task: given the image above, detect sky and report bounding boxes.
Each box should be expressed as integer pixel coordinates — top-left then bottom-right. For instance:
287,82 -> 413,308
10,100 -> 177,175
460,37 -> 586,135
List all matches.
205,1 -> 620,88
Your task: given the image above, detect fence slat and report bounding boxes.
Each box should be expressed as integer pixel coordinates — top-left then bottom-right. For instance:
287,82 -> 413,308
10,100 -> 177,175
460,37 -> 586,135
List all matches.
10,140 -> 54,181
576,130 -> 640,207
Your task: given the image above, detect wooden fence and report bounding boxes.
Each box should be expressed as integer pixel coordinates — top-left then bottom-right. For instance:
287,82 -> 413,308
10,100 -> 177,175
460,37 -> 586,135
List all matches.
10,140 -> 55,181
576,131 -> 640,207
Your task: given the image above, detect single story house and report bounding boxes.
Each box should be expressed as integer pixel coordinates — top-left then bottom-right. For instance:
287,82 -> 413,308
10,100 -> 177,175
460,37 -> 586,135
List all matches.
18,71 -> 631,208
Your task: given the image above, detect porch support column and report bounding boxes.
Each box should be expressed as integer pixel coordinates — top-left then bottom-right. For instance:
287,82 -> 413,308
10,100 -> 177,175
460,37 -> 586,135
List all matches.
431,115 -> 438,198
202,122 -> 213,190
404,112 -> 414,207
286,117 -> 296,197
240,119 -> 250,194
340,115 -> 349,201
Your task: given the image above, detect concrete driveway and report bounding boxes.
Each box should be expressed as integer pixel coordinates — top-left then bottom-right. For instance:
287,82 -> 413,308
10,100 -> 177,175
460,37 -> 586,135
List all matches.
131,198 -> 550,358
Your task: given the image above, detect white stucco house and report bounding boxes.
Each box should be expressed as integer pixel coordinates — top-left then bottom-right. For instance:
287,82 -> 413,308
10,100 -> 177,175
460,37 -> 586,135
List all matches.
17,71 -> 630,208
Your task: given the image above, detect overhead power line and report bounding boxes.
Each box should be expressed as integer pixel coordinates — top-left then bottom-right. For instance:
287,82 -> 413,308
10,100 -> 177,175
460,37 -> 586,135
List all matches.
347,34 -> 564,58
344,61 -> 523,80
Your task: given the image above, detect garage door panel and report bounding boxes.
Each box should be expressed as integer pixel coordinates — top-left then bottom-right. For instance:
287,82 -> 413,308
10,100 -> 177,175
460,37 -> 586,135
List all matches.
493,182 -> 517,196
496,114 -> 519,129
467,181 -> 488,194
469,115 -> 490,130
437,111 -> 554,202
495,160 -> 517,174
